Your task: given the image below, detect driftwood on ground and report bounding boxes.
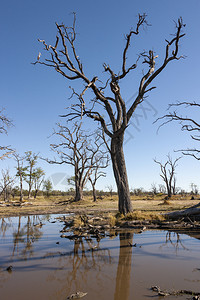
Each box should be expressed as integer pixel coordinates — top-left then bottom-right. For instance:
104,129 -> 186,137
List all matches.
151,285 -> 200,298
167,202 -> 200,220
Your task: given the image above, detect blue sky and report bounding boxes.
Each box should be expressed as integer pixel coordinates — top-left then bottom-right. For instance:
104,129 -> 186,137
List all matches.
0,0 -> 200,192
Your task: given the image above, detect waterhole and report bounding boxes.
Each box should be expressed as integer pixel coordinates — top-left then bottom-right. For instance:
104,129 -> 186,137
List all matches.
0,215 -> 200,300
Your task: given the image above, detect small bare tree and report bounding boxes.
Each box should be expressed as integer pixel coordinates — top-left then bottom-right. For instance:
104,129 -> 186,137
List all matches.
151,182 -> 157,195
154,155 -> 181,198
34,13 -> 185,214
46,122 -> 108,202
0,169 -> 15,201
158,184 -> 166,194
89,156 -> 109,202
106,185 -> 114,200
190,183 -> 198,195
157,101 -> 200,160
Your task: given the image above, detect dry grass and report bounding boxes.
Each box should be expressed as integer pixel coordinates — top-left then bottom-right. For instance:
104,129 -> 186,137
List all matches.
123,211 -> 165,221
108,214 -> 117,227
0,194 -> 199,218
73,215 -> 84,227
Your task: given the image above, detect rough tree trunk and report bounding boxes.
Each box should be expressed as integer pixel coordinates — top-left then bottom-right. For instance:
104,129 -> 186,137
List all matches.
111,135 -> 132,215
74,182 -> 83,202
167,189 -> 172,199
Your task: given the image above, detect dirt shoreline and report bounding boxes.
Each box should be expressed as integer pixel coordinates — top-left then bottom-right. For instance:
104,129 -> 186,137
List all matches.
1,198 -> 200,232
0,202 -> 118,217
0,197 -> 199,217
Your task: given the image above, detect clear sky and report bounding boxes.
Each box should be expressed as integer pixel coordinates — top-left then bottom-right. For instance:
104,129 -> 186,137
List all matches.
1,0 -> 200,192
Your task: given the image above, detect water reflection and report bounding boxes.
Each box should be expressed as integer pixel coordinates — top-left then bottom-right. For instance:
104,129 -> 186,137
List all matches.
160,231 -> 189,252
114,232 -> 133,300
0,216 -> 200,300
12,216 -> 43,259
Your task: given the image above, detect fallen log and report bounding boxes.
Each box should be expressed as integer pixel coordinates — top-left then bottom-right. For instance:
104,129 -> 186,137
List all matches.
167,202 -> 200,220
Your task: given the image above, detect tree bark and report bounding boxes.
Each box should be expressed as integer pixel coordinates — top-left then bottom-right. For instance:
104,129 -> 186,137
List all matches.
74,183 -> 83,202
92,184 -> 97,202
111,134 -> 132,215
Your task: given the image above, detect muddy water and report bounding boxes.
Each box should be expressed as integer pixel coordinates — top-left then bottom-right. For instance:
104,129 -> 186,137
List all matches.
1,215 -> 200,300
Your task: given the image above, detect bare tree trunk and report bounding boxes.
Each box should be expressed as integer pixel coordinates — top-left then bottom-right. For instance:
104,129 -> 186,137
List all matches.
74,183 -> 83,202
166,183 -> 172,198
34,189 -> 38,199
28,184 -> 32,199
3,188 -> 7,202
89,177 -> 97,202
111,135 -> 132,215
92,184 -> 97,202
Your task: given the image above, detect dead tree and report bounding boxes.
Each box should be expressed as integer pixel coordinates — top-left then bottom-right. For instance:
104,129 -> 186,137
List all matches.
154,155 -> 181,198
158,184 -> 167,194
106,184 -> 115,200
0,108 -> 14,160
34,13 -> 185,214
88,156 -> 108,202
157,101 -> 200,160
151,182 -> 157,195
46,122 -> 108,202
0,169 -> 15,201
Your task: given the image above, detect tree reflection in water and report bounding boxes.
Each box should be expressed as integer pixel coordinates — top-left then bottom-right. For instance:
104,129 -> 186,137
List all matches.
11,216 -> 44,259
160,231 -> 189,252
114,232 -> 133,300
47,227 -> 113,299
1,216 -> 200,300
0,217 -> 12,238
47,229 -> 134,300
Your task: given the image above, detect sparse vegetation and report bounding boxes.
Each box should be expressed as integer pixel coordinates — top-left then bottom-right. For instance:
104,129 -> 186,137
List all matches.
123,211 -> 165,221
0,193 -> 199,219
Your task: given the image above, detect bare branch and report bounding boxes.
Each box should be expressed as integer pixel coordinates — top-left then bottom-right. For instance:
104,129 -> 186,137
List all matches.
156,100 -> 200,160
127,17 -> 185,122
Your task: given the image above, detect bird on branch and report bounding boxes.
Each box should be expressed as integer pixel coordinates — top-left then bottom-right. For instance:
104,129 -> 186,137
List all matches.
37,52 -> 41,61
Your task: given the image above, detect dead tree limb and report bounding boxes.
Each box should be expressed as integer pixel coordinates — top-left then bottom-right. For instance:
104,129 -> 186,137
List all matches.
156,101 -> 200,160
